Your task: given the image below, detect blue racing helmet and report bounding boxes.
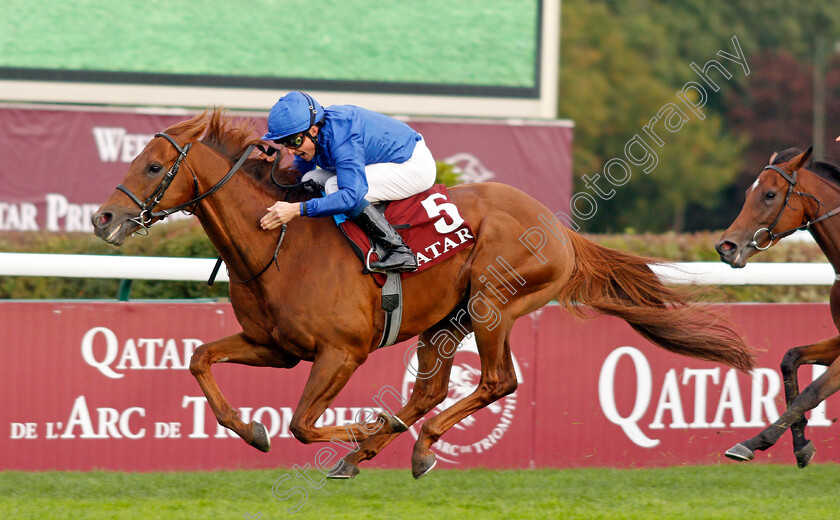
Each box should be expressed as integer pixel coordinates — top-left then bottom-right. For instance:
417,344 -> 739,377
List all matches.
261,91 -> 324,141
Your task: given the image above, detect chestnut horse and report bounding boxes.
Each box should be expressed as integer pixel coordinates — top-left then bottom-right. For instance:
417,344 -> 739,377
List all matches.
92,109 -> 754,478
716,146 -> 840,467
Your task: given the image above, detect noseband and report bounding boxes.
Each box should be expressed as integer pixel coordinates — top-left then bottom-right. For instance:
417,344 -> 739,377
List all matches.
116,132 -> 254,234
749,164 -> 839,250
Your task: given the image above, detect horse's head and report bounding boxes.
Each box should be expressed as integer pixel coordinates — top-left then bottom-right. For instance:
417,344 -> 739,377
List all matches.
91,112 -> 227,245
715,147 -> 813,267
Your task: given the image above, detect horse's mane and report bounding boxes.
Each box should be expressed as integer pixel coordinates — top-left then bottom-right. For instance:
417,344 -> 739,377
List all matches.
771,147 -> 840,188
164,108 -> 315,203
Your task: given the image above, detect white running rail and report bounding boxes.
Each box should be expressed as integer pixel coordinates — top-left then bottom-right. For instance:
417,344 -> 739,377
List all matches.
0,253 -> 835,285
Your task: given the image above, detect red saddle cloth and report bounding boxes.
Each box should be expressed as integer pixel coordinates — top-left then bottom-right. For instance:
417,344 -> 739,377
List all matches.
339,184 -> 476,286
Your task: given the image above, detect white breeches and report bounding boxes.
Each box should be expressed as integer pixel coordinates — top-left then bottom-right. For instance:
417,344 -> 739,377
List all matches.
303,139 -> 436,202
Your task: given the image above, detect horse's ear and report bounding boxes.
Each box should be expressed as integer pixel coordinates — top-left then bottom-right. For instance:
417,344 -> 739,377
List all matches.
789,146 -> 813,171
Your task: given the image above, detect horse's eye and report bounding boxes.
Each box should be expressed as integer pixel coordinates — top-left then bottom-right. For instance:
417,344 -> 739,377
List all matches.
765,191 -> 776,200
149,164 -> 163,174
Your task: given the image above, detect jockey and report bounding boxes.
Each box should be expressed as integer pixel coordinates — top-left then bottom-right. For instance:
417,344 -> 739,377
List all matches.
259,91 -> 436,273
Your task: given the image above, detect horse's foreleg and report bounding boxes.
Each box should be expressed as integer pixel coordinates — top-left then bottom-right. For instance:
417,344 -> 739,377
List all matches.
189,333 -> 296,452
411,320 -> 517,479
330,321 -> 466,479
780,337 -> 840,467
727,347 -> 840,466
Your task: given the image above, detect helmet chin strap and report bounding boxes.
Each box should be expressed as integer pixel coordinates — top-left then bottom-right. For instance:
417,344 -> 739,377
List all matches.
305,128 -> 319,154
299,92 -> 320,154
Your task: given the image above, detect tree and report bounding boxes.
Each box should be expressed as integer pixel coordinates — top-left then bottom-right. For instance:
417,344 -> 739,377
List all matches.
558,0 -> 744,232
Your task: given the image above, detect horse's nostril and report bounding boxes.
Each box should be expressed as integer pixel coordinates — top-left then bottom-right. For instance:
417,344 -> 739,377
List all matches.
94,212 -> 113,226
715,240 -> 736,254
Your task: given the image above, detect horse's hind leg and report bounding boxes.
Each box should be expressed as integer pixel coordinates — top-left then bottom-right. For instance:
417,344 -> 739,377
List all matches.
286,343 -> 411,446
726,338 -> 840,466
329,318 -> 468,479
411,317 -> 518,479
189,333 -> 298,452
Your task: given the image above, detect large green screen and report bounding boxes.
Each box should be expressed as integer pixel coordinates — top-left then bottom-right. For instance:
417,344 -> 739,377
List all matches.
0,0 -> 540,95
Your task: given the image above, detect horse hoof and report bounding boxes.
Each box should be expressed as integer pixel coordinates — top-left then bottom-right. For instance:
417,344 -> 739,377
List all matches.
379,412 -> 408,433
412,451 -> 437,479
249,421 -> 271,452
795,440 -> 816,469
327,459 -> 360,479
725,443 -> 754,462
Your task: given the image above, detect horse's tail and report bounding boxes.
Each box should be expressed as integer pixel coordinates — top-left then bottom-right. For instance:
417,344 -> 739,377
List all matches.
557,232 -> 755,373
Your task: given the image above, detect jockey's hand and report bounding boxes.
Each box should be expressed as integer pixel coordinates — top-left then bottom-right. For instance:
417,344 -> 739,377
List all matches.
255,146 -> 277,162
259,152 -> 277,162
256,141 -> 285,162
261,201 -> 300,230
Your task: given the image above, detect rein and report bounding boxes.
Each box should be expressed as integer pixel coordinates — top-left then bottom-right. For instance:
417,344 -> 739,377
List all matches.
258,144 -> 316,192
749,164 -> 838,250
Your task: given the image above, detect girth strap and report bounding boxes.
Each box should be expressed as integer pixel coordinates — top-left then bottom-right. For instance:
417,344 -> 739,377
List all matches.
377,272 -> 403,349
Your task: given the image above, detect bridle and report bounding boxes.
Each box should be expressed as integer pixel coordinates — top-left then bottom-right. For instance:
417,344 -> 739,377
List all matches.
115,132 -> 286,284
749,164 -> 840,250
116,132 -> 254,234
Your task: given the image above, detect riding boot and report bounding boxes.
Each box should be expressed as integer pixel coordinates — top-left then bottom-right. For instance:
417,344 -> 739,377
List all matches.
352,202 -> 418,272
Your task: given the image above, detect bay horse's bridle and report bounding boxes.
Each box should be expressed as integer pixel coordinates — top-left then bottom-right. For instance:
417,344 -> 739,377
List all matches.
116,133 -> 254,234
749,164 -> 840,250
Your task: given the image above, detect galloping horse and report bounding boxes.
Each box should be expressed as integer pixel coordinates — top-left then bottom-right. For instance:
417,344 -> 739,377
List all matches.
716,146 -> 840,467
92,109 -> 754,478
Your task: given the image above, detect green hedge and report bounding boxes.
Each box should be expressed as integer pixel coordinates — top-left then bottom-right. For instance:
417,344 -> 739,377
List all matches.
0,224 -> 830,302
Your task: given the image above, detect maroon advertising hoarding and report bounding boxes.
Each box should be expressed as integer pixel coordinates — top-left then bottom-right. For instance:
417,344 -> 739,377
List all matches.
3,302 -> 838,472
0,105 -> 573,233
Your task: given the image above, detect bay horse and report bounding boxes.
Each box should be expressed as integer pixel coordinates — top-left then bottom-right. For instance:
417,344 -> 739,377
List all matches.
716,146 -> 840,467
92,109 -> 754,478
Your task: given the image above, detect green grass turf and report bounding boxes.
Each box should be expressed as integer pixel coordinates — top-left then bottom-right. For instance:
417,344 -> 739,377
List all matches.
0,0 -> 537,87
2,465 -> 840,519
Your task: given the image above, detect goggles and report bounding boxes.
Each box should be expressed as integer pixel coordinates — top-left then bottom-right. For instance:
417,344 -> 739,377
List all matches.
274,133 -> 306,149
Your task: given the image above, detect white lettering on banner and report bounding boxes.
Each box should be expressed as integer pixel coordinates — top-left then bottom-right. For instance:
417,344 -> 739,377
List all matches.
599,346 -> 658,447
45,193 -> 102,232
744,368 -> 779,426
10,398 -> 394,443
10,423 -> 38,439
0,202 -> 38,231
180,396 -> 385,440
81,326 -> 202,379
599,346 -> 831,447
59,396 -> 145,439
92,127 -> 155,163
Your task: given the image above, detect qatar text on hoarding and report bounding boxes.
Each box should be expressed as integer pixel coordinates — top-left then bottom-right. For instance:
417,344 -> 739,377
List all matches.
598,346 -> 830,447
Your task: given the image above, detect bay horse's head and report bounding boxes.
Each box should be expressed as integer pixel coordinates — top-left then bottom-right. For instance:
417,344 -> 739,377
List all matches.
715,147 -> 813,268
92,110 -> 261,245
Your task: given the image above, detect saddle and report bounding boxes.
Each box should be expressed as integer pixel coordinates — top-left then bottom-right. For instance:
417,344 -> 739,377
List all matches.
335,184 -> 476,285
313,181 -> 476,349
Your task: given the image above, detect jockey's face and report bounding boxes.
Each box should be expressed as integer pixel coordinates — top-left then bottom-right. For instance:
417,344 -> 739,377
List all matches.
284,125 -> 318,161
